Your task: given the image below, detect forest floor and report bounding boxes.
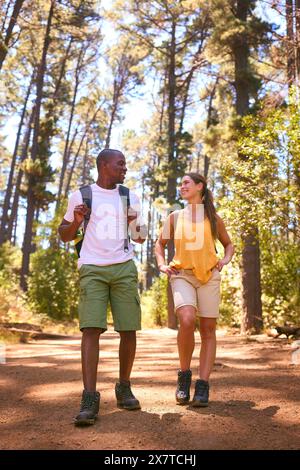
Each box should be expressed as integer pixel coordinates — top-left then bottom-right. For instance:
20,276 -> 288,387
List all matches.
0,328 -> 299,450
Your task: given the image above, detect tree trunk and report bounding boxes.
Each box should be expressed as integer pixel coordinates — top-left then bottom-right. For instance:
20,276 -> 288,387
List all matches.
56,46 -> 84,207
166,20 -> 178,329
0,70 -> 33,244
1,1 -> 13,34
64,103 -> 103,196
20,0 -> 54,291
234,0 -> 263,334
7,106 -> 35,242
204,78 -> 218,179
241,230 -> 263,333
296,0 -> 300,80
105,80 -> 120,148
82,138 -> 89,185
0,0 -> 25,70
286,0 -> 296,86
166,19 -> 177,205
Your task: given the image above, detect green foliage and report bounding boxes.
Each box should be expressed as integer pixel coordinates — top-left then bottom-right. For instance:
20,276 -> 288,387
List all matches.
141,275 -> 168,327
0,241 -> 22,278
28,247 -> 79,320
215,92 -> 300,328
0,243 -> 31,323
218,262 -> 242,328
261,241 -> 300,327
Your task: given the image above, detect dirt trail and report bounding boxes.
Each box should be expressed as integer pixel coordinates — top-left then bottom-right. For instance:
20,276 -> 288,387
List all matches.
0,328 -> 299,450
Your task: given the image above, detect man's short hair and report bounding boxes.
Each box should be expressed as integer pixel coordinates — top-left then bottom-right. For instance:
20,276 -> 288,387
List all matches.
96,149 -> 124,170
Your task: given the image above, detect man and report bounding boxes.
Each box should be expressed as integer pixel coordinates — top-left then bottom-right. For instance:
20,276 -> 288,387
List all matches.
58,149 -> 147,426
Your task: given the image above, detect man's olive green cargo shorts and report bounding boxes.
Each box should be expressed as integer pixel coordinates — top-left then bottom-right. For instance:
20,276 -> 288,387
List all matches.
78,260 -> 141,332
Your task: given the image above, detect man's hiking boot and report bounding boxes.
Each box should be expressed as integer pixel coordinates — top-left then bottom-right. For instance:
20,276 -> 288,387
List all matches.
115,381 -> 141,410
74,390 -> 100,426
176,369 -> 192,405
192,379 -> 209,407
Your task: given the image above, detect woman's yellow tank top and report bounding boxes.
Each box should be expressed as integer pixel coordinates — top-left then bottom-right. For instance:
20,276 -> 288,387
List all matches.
169,206 -> 218,284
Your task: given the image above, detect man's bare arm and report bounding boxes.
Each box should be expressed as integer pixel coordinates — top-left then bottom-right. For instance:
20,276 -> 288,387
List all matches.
58,204 -> 89,243
58,219 -> 81,243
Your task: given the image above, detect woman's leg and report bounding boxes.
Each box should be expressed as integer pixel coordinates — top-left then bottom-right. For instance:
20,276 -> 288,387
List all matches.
177,305 -> 197,371
199,317 -> 217,381
175,305 -> 197,404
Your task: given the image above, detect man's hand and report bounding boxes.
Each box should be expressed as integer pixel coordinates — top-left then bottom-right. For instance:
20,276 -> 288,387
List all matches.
127,207 -> 138,225
74,204 -> 90,225
159,264 -> 179,278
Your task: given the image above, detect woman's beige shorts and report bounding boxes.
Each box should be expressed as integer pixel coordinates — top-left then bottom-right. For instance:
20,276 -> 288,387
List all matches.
170,268 -> 221,318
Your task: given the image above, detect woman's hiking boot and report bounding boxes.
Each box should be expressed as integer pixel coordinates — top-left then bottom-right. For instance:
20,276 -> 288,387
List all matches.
192,379 -> 209,407
176,369 -> 192,404
115,381 -> 141,410
74,390 -> 100,426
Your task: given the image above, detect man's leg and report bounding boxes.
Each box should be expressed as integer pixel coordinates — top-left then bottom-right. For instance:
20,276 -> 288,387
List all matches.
119,330 -> 136,382
74,327 -> 102,426
81,327 -> 103,391
74,327 -> 103,426
115,330 -> 140,410
75,265 -> 109,425
110,260 -> 142,410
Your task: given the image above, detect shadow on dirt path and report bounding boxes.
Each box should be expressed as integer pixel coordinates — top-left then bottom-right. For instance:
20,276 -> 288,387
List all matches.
0,328 -> 299,450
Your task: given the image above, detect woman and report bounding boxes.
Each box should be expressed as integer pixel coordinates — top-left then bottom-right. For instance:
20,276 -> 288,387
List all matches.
155,173 -> 234,407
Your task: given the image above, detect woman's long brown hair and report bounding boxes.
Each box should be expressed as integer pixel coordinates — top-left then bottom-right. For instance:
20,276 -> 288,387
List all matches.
185,172 -> 218,240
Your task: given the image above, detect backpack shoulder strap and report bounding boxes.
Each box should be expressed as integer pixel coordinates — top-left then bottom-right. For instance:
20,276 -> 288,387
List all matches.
79,184 -> 92,232
118,185 -> 130,252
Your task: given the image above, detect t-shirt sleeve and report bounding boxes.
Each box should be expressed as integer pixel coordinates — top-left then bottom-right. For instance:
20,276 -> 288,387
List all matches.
129,191 -> 146,226
63,190 -> 82,223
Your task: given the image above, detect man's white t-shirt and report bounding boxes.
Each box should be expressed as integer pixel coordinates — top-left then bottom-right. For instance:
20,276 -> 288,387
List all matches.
64,183 -> 144,268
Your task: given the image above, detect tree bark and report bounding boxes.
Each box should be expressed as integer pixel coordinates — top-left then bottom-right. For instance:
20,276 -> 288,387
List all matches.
296,0 -> 300,80
240,231 -> 263,333
286,0 -> 296,86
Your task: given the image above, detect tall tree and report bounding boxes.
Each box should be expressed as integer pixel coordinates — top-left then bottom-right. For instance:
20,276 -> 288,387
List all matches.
20,0 -> 55,290
208,0 -> 271,332
0,69 -> 34,244
0,0 -> 25,70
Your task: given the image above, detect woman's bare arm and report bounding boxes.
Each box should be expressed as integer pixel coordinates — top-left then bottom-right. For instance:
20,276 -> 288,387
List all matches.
216,215 -> 235,271
155,213 -> 179,277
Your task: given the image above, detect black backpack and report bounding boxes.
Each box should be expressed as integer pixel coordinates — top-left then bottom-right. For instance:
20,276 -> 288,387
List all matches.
74,184 -> 131,257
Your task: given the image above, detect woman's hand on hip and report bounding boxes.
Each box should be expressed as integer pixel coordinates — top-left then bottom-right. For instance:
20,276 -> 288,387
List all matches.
216,258 -> 229,272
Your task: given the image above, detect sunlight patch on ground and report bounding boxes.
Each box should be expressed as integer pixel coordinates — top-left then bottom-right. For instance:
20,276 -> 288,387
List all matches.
23,383 -> 83,400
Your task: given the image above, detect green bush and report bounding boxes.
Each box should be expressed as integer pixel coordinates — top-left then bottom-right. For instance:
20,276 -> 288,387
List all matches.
219,264 -> 242,328
141,274 -> 168,327
0,241 -> 22,278
0,243 -> 33,324
260,241 -> 300,327
28,247 -> 79,320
